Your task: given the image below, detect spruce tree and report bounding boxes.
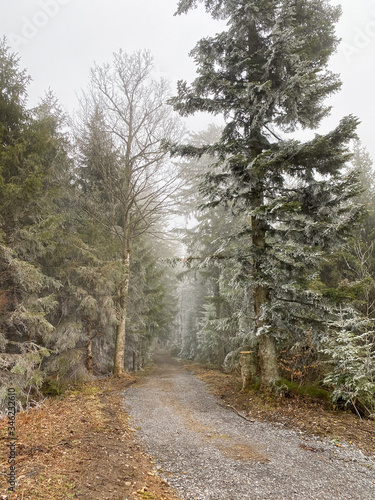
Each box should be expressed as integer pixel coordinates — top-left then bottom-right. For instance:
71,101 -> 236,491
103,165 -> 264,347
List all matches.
174,127 -> 256,367
319,142 -> 375,319
0,41 -> 71,400
127,234 -> 179,369
170,0 -> 365,386
0,41 -> 58,351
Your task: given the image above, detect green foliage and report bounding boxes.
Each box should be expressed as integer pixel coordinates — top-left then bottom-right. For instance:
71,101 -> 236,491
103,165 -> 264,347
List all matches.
173,0 -> 342,129
196,302 -> 224,364
0,42 -> 63,348
320,143 -> 375,318
315,142 -> 375,417
0,41 -> 90,397
41,378 -> 67,396
172,128 -> 259,366
170,0 -> 367,391
126,234 -> 179,366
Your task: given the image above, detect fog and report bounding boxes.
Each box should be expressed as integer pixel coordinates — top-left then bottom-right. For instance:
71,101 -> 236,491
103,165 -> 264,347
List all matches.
1,0 -> 375,157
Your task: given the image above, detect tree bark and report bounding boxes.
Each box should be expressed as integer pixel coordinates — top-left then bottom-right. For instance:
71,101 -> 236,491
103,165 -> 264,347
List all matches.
239,351 -> 257,389
86,336 -> 93,375
86,312 -> 94,375
113,243 -> 130,375
251,192 -> 279,386
212,266 -> 225,366
258,334 -> 278,386
113,153 -> 132,376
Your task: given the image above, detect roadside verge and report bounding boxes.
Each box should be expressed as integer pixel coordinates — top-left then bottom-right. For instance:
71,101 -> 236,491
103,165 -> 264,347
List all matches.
181,361 -> 375,458
0,376 -> 181,499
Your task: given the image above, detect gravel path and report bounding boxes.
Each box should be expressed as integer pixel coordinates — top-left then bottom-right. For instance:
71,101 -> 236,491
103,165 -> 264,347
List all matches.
124,353 -> 375,500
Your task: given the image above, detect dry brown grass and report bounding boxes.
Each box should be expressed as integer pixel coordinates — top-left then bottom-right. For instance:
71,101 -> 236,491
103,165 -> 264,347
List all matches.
0,376 -> 181,499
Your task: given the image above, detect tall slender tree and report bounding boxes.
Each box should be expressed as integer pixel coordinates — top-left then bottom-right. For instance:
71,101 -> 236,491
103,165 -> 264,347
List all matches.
170,0 -> 365,386
76,50 -> 182,374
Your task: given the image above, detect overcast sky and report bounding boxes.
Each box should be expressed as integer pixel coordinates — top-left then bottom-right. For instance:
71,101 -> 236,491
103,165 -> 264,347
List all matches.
1,0 -> 375,158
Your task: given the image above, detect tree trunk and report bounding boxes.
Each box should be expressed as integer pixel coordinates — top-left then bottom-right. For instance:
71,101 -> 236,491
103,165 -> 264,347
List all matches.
253,281 -> 278,385
86,313 -> 94,375
113,244 -> 130,375
213,266 -> 225,366
258,334 -> 278,386
113,160 -> 131,376
86,337 -> 93,374
251,192 -> 279,386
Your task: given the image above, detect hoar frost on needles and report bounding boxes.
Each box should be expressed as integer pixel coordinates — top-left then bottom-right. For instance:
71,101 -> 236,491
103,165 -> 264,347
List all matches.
170,0 -> 367,387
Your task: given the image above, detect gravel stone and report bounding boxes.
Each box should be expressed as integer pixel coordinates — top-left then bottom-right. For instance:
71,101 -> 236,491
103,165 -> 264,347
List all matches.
124,355 -> 375,500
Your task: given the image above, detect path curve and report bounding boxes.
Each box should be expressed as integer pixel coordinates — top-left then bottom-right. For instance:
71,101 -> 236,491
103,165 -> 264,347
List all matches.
124,353 -> 374,500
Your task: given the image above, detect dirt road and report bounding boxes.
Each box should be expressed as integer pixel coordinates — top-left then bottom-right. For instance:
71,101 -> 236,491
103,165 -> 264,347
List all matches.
124,353 -> 375,500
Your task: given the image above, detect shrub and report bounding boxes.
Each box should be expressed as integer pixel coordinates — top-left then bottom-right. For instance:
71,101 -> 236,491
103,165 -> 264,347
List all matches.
323,312 -> 375,418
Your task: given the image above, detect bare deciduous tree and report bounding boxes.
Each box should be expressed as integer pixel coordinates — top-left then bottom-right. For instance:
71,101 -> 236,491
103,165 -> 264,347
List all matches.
76,50 -> 183,375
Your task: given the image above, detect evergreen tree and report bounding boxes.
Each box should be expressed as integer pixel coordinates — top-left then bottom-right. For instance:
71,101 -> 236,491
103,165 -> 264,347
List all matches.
0,41 -> 71,401
319,142 -> 375,318
349,143 -> 375,319
127,234 -> 179,369
322,310 -> 375,417
174,126 -> 254,366
170,0 -> 365,386
175,274 -> 209,359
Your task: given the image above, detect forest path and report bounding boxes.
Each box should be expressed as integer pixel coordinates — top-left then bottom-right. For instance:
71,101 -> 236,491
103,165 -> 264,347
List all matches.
124,352 -> 375,500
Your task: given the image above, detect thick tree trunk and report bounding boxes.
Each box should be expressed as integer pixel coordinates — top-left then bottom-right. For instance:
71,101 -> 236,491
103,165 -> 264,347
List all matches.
253,280 -> 279,385
258,334 -> 278,386
113,245 -> 130,375
251,192 -> 279,386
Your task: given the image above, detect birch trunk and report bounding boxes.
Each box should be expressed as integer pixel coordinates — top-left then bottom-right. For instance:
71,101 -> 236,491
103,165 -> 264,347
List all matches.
114,147 -> 132,375
113,235 -> 131,375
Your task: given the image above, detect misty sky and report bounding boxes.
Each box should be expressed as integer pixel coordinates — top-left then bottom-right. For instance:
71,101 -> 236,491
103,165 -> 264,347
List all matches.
1,0 -> 375,158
